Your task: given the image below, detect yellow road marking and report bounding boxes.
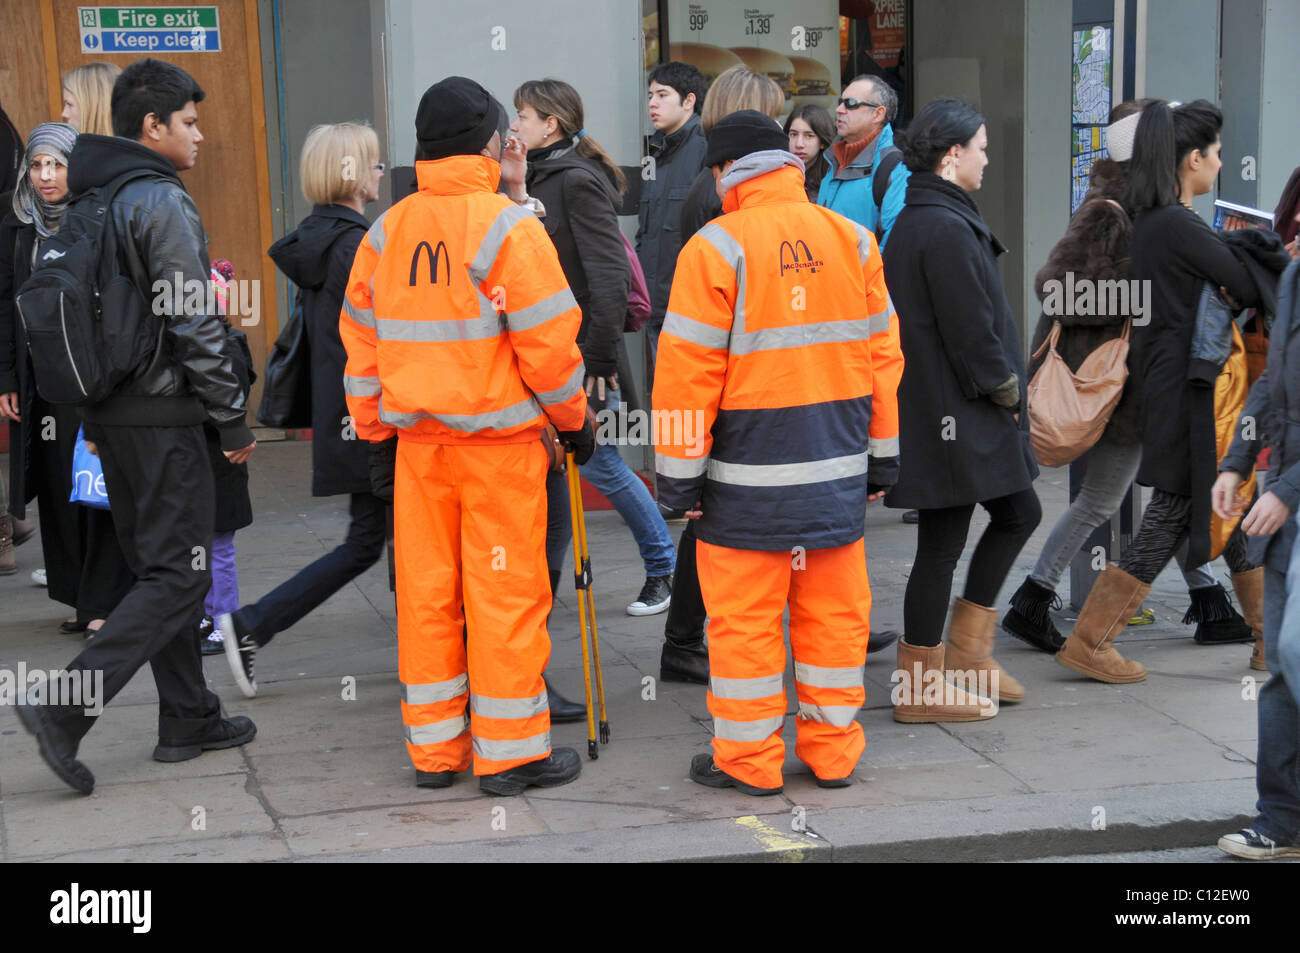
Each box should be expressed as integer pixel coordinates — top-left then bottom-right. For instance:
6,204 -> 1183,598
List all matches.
734,814 -> 813,862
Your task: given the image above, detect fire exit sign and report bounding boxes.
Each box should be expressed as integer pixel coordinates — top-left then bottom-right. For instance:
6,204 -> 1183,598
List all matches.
78,6 -> 221,53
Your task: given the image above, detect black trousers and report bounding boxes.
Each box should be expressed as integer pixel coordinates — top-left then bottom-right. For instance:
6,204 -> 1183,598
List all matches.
663,519 -> 707,645
234,491 -> 386,645
51,423 -> 222,746
905,487 -> 1043,647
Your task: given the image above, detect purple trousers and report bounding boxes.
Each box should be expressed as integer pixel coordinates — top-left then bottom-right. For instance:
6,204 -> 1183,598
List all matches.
204,531 -> 239,619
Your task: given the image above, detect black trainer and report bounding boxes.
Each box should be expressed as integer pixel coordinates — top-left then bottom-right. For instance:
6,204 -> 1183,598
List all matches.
480,747 -> 582,796
153,716 -> 257,763
198,615 -> 225,656
416,770 -> 456,789
217,612 -> 258,698
1217,826 -> 1300,860
660,639 -> 709,684
689,753 -> 782,796
1002,577 -> 1066,653
1186,584 -> 1254,644
627,575 -> 672,616
16,703 -> 95,795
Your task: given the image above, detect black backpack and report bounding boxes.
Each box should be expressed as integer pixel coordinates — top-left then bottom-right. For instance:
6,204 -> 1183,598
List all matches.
872,145 -> 902,211
14,169 -> 161,405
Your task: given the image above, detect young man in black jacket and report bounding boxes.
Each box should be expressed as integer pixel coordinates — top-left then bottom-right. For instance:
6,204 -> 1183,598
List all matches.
637,61 -> 707,370
18,59 -> 257,795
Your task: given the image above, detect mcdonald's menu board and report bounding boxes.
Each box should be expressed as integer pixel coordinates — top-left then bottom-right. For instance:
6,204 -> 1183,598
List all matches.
668,0 -> 841,118
78,6 -> 221,53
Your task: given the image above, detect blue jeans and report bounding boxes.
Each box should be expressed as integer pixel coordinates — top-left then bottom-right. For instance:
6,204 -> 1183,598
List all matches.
1030,433 -> 1216,591
1256,522 -> 1300,842
546,388 -> 676,579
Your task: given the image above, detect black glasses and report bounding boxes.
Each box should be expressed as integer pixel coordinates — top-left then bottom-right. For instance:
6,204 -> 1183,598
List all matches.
837,97 -> 882,111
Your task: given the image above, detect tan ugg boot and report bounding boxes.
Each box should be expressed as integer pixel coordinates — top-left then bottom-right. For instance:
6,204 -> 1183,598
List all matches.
0,515 -> 15,576
944,597 -> 1026,703
892,639 -> 998,723
1231,568 -> 1267,673
1057,564 -> 1148,683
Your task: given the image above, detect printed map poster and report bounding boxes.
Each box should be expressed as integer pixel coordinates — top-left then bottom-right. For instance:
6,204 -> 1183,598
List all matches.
1070,25 -> 1112,213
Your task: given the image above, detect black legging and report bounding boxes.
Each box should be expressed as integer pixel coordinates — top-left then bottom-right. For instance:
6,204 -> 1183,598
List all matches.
904,487 -> 1042,646
1120,489 -> 1256,584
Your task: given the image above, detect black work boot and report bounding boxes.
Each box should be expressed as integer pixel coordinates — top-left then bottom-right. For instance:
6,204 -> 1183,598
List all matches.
660,639 -> 709,684
416,770 -> 455,789
1186,583 -> 1254,644
480,747 -> 581,796
867,629 -> 900,654
1001,577 -> 1065,653
17,704 -> 95,795
543,675 -> 586,723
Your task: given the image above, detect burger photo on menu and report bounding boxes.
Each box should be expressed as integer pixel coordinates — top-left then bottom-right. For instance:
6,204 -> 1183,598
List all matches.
668,42 -> 743,83
789,55 -> 837,110
728,46 -> 796,98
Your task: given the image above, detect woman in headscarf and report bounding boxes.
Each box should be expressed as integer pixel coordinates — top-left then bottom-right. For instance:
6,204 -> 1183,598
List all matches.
0,122 -> 133,636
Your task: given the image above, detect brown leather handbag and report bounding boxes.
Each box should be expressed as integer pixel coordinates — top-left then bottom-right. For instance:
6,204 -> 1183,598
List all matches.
541,423 -> 566,471
1027,319 -> 1130,467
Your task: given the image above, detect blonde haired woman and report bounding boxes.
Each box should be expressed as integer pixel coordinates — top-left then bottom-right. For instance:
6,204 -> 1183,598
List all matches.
213,123 -> 386,694
61,62 -> 120,135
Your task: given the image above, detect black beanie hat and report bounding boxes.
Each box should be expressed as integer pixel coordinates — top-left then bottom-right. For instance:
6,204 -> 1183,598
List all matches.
415,76 -> 504,160
704,110 -> 789,169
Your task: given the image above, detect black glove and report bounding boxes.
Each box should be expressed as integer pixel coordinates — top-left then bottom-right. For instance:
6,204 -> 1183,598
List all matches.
558,417 -> 596,466
369,436 -> 397,503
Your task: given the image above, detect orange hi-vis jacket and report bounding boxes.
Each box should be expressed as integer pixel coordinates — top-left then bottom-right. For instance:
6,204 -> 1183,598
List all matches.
340,154 -> 588,444
653,151 -> 903,551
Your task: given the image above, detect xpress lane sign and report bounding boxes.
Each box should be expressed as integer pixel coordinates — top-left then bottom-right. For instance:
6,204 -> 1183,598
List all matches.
79,7 -> 221,53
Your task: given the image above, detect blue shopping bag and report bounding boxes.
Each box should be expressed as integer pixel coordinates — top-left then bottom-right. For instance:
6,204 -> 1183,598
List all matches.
70,426 -> 110,510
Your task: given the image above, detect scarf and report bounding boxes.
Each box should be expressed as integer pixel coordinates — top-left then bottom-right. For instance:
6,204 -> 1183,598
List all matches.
12,122 -> 77,239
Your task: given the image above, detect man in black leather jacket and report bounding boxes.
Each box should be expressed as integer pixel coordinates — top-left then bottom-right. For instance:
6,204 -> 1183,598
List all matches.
18,59 -> 257,795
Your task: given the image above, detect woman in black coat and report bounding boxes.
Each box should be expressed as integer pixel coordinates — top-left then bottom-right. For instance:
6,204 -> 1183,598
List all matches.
1057,100 -> 1262,685
881,99 -> 1041,717
213,123 -> 386,694
0,122 -> 132,635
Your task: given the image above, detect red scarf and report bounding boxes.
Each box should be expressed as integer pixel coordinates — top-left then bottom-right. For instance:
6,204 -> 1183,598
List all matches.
832,128 -> 880,170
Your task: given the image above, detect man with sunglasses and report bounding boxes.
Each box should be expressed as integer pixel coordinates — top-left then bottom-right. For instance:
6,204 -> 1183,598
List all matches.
818,75 -> 909,250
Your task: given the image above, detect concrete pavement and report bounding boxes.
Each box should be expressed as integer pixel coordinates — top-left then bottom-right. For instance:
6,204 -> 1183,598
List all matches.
0,440 -> 1276,862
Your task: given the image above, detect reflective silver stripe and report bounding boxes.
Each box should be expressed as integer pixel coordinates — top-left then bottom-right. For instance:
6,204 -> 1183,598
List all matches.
404,714 -> 469,746
869,435 -> 900,457
379,395 -> 542,432
729,317 -> 876,356
473,731 -> 551,762
696,223 -> 747,332
342,297 -> 375,328
343,374 -> 381,397
797,702 -> 860,727
710,672 -> 785,700
713,714 -> 784,742
508,287 -> 578,333
374,313 -> 503,343
661,310 -> 730,351
367,210 -> 389,256
535,365 -> 584,407
708,451 -> 868,488
867,303 -> 894,335
851,222 -> 875,265
469,204 -> 532,284
402,674 -> 469,705
793,662 -> 863,689
656,453 -> 708,480
470,691 -> 548,720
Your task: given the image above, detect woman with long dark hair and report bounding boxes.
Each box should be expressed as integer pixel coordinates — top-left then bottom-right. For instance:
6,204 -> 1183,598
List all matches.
784,103 -> 835,201
1057,99 -> 1262,683
509,79 -> 677,676
0,122 -> 134,637
882,98 -> 1042,720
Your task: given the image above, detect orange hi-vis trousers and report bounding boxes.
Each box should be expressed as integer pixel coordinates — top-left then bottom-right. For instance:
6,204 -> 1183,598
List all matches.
696,538 -> 871,790
395,438 -> 553,776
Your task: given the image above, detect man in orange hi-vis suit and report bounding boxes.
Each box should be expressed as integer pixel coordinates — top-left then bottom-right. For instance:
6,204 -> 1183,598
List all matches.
653,112 -> 904,795
340,77 -> 595,796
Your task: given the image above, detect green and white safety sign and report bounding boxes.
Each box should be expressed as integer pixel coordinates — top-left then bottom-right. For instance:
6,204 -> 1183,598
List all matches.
78,6 -> 221,53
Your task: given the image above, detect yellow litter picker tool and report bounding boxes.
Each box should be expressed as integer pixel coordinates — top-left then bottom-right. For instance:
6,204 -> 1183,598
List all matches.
565,452 -> 609,759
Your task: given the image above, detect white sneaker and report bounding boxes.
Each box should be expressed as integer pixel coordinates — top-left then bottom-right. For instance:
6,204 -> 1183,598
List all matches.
31,567 -> 47,587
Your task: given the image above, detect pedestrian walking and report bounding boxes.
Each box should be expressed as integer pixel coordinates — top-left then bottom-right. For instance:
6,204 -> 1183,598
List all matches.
17,59 -> 257,794
340,76 -> 593,794
61,62 -> 121,136
654,110 -> 903,794
1057,100 -> 1269,684
1003,99 -> 1253,653
215,123 -> 387,692
882,98 -> 1042,717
